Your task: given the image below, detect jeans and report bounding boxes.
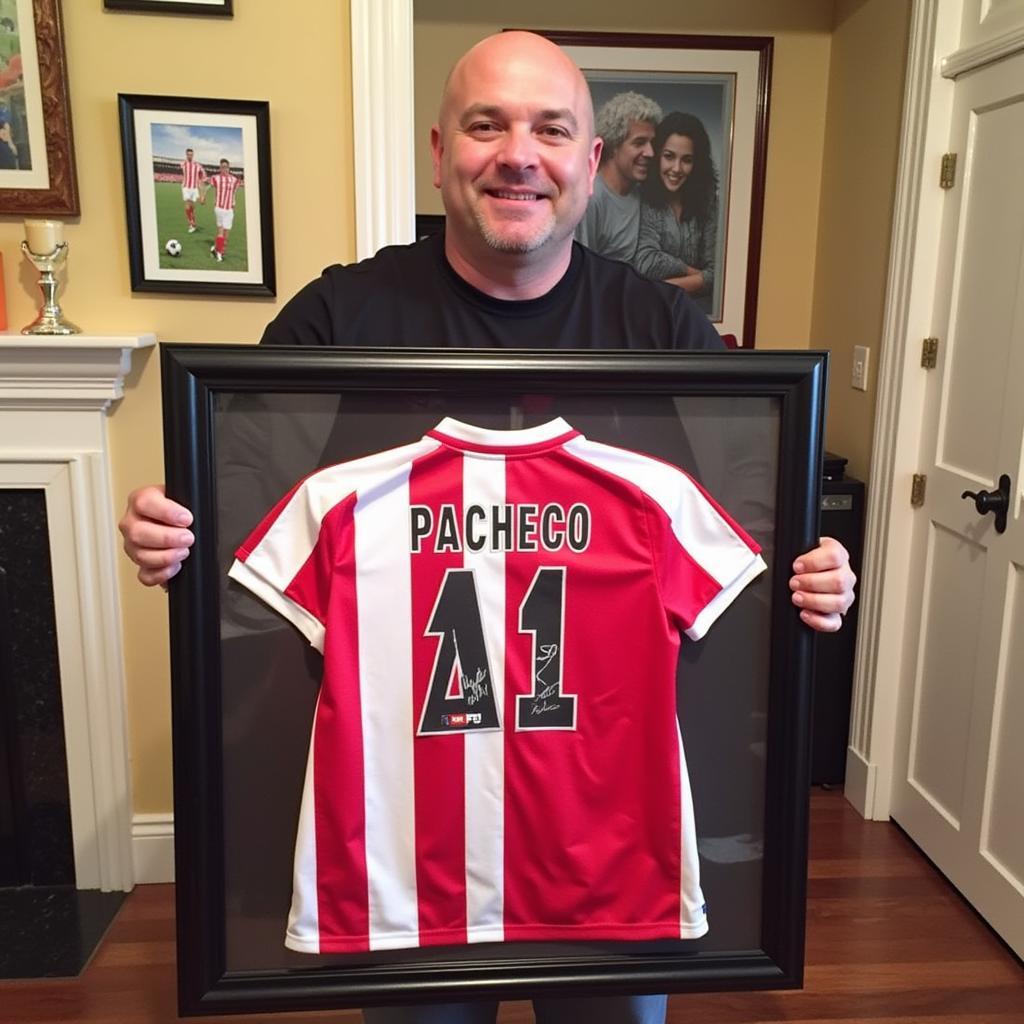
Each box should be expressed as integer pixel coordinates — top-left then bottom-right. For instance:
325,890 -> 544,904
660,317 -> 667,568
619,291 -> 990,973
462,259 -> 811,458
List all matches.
362,994 -> 668,1023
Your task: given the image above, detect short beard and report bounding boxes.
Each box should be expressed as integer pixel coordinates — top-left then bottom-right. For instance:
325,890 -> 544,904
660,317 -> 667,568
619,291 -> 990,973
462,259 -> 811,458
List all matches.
474,210 -> 554,254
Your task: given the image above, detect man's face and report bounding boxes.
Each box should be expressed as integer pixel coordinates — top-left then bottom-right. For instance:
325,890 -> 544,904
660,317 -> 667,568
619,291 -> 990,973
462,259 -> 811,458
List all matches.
431,39 -> 601,260
185,149 -> 194,162
609,119 -> 656,184
219,161 -> 229,173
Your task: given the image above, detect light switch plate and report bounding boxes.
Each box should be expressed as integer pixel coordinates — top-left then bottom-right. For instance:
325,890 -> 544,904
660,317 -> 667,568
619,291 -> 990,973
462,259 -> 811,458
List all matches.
852,345 -> 869,391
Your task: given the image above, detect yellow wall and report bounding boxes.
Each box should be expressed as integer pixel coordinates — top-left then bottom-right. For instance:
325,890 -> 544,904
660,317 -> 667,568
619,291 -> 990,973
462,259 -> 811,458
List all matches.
0,0 -> 354,812
811,0 -> 911,482
2,0 -> 909,818
414,0 -> 836,349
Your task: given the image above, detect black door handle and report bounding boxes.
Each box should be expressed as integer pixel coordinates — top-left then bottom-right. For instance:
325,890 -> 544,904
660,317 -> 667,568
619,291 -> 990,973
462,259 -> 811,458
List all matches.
961,473 -> 1011,534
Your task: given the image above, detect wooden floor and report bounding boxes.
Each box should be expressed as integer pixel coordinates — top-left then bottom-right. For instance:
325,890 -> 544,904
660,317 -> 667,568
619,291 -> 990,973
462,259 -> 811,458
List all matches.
2,790 -> 1021,1023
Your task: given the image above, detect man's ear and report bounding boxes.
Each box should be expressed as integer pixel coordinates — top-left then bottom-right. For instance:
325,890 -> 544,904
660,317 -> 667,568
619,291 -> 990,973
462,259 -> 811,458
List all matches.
587,136 -> 603,195
430,124 -> 443,189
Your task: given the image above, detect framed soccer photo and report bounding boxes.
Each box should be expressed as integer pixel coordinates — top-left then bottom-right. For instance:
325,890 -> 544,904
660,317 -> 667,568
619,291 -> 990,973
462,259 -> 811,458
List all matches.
540,31 -> 772,348
117,94 -> 275,296
162,345 -> 826,1015
0,0 -> 78,215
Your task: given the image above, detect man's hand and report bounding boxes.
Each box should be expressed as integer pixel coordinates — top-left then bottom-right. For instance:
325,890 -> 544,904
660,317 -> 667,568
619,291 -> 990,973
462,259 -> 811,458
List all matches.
118,484 -> 194,587
789,536 -> 856,633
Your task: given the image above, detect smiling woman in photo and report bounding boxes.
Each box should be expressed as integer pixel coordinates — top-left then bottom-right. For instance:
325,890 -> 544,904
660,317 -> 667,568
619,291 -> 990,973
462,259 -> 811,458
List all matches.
635,111 -> 719,312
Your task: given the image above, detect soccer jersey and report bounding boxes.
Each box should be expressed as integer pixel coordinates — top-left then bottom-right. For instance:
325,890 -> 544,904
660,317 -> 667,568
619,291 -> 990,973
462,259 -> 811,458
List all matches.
180,158 -> 206,189
228,417 -> 766,954
210,171 -> 240,210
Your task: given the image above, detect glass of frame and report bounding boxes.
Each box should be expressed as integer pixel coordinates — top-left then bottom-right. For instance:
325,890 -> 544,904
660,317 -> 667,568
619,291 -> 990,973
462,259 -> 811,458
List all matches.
117,94 -> 274,296
161,347 -> 826,1015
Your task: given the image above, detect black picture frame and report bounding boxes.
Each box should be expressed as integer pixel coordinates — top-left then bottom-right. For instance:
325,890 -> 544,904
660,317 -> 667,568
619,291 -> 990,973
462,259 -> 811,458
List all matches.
161,346 -> 826,1015
104,0 -> 233,16
117,94 -> 274,296
537,30 -> 772,348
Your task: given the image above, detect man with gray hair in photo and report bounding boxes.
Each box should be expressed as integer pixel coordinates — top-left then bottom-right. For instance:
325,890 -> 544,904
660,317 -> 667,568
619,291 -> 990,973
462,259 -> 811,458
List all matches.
575,91 -> 662,264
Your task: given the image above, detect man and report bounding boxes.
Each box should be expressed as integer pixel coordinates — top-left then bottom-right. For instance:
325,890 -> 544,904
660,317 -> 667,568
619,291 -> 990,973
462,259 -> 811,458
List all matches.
575,92 -> 661,264
120,31 -> 855,1024
208,158 -> 240,262
179,147 -> 207,234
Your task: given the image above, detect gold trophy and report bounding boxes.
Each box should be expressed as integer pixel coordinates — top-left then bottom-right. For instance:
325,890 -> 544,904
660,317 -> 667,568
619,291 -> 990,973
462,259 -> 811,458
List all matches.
21,219 -> 80,335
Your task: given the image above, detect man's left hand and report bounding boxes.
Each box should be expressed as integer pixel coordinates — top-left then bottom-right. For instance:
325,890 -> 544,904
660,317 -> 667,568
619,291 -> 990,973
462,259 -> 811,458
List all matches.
790,536 -> 856,633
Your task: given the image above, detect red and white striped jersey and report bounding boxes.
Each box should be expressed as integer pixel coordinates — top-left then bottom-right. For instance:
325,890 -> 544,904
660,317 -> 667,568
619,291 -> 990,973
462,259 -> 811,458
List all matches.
210,170 -> 240,210
179,158 -> 206,189
229,417 -> 766,954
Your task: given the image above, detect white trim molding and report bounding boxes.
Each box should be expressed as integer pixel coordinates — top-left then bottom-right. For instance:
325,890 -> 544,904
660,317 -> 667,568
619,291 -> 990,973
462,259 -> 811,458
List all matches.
0,333 -> 155,890
846,0 -> 962,820
941,23 -> 1024,77
132,813 -> 175,884
350,0 -> 415,259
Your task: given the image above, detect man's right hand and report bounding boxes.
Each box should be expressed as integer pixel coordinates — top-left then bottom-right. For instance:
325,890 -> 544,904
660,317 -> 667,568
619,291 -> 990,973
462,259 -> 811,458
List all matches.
119,484 -> 195,587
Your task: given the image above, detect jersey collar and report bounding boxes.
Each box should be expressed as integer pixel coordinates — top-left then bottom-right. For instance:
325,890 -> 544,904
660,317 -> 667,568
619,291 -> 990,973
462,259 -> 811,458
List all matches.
428,417 -> 579,455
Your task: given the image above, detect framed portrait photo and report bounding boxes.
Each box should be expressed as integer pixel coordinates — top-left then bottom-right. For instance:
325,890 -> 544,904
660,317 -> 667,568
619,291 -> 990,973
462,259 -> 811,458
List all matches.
117,94 -> 275,296
0,0 -> 79,216
104,0 -> 233,15
540,31 -> 772,348
162,345 -> 826,1014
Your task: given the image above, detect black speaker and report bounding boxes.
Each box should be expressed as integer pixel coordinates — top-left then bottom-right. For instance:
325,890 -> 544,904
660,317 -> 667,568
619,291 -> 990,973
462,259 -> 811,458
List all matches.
811,461 -> 866,786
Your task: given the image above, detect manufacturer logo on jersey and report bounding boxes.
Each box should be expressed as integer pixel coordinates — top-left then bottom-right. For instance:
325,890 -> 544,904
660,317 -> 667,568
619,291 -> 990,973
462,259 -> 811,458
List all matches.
441,712 -> 483,728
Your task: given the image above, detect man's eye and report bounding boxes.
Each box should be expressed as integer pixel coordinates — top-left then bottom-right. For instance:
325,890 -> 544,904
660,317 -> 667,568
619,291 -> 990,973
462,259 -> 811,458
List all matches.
539,125 -> 570,139
468,122 -> 500,135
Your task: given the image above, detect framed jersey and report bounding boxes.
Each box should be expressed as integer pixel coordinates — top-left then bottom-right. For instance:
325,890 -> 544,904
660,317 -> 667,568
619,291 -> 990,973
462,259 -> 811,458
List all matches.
161,346 -> 826,1015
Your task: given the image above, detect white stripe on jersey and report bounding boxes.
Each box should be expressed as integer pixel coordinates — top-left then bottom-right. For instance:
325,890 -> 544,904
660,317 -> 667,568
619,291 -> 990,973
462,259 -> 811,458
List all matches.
286,710 -> 321,950
355,461 -> 420,951
211,171 -> 240,210
676,725 -> 708,937
228,438 -> 440,652
562,435 -> 766,640
180,160 -> 206,189
462,454 -> 506,943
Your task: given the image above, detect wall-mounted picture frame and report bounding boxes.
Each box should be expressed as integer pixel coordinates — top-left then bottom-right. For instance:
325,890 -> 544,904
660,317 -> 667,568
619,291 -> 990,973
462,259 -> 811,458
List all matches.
0,0 -> 79,215
539,31 -> 772,348
162,345 -> 826,1014
118,94 -> 275,296
104,0 -> 233,16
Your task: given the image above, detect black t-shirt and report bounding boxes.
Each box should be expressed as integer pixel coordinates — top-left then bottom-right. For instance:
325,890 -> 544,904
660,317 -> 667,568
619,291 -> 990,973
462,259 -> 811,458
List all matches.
259,233 -> 725,351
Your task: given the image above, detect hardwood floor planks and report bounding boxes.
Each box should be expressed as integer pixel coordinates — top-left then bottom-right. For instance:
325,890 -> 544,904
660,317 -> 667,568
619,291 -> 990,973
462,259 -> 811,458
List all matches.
0,791 -> 1020,1023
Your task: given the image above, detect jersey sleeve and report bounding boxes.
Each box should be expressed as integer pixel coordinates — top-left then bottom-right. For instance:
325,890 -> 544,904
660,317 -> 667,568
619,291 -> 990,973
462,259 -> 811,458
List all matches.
641,468 -> 767,641
228,473 -> 355,652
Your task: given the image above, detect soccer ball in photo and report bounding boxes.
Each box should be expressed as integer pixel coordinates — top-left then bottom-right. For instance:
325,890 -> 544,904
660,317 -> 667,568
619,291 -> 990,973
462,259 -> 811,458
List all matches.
165,239 -> 182,257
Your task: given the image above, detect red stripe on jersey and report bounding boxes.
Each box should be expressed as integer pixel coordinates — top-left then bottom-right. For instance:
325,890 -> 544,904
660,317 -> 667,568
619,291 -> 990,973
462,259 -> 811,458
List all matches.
501,449 -> 683,939
409,447 -> 468,945
211,171 -> 240,209
180,160 -> 206,189
306,495 -> 370,947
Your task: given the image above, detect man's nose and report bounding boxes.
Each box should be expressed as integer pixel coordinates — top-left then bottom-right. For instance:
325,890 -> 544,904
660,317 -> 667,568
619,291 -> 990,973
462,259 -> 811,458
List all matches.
642,142 -> 654,158
497,125 -> 539,171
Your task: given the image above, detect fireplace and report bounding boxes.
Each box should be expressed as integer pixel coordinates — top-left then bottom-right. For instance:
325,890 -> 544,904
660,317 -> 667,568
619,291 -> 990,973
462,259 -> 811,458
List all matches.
0,333 -> 154,897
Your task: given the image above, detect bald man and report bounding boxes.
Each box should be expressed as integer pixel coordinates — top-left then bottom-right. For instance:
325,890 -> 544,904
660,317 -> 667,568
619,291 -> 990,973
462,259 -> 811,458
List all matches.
120,31 -> 855,1024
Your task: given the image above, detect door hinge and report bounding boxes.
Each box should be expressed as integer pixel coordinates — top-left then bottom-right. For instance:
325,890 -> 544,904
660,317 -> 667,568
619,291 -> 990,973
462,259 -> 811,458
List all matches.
940,153 -> 957,189
911,474 -> 927,507
922,337 -> 939,368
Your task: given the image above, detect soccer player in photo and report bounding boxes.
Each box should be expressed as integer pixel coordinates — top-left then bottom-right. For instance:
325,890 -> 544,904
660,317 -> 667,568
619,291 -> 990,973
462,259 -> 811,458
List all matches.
179,147 -> 207,233
209,157 -> 241,263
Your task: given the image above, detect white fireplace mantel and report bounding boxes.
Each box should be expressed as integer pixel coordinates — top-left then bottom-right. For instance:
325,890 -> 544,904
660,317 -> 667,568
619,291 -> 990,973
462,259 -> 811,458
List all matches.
0,332 -> 155,892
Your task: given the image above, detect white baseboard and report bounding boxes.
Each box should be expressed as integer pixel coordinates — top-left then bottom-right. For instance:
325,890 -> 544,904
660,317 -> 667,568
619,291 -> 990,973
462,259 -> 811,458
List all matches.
844,747 -> 878,820
132,813 -> 175,884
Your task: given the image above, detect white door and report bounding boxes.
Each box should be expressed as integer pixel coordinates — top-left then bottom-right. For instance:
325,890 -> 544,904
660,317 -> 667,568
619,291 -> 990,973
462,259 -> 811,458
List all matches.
890,46 -> 1024,957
